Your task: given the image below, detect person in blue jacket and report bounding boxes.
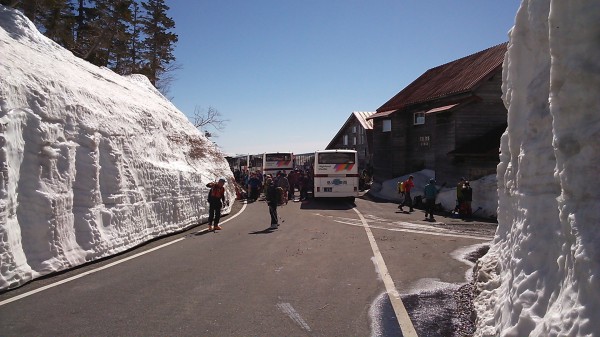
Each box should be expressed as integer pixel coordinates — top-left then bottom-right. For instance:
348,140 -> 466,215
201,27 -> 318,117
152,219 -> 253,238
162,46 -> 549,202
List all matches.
424,178 -> 443,220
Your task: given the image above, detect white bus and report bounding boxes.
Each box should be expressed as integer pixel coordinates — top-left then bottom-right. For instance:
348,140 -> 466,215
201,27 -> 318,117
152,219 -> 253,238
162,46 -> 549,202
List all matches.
248,154 -> 264,173
313,149 -> 359,201
262,152 -> 294,175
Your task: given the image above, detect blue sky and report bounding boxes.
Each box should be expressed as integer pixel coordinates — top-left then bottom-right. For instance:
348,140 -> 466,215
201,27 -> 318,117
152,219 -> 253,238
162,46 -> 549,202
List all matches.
168,1 -> 521,156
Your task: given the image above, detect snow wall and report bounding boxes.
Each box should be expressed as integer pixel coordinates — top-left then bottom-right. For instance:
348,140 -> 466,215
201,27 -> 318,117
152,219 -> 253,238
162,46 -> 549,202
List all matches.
473,1 -> 600,336
0,7 -> 234,290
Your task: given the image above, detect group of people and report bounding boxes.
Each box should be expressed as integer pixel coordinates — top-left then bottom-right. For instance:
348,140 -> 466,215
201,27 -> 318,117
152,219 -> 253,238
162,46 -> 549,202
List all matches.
396,175 -> 473,220
230,167 -> 315,229
210,172 -> 476,231
233,167 -> 314,204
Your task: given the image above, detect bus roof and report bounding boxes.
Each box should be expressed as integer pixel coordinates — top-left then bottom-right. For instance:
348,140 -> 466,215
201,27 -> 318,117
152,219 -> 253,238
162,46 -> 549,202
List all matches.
315,149 -> 357,153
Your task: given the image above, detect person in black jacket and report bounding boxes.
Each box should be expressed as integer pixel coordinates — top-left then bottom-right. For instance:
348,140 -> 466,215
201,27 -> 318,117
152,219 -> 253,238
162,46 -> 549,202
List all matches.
265,178 -> 280,229
462,181 -> 473,217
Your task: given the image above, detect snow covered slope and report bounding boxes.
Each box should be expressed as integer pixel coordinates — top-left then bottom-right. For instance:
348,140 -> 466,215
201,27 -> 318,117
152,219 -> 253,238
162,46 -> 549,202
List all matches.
0,6 -> 234,290
473,1 -> 600,336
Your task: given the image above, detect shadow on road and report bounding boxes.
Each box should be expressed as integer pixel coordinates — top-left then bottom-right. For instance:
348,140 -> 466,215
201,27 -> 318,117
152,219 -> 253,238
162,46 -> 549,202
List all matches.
248,228 -> 277,235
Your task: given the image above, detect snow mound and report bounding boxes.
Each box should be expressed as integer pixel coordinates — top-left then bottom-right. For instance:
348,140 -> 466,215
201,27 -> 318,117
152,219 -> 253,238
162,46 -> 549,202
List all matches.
0,6 -> 234,290
369,169 -> 498,218
370,169 -> 435,203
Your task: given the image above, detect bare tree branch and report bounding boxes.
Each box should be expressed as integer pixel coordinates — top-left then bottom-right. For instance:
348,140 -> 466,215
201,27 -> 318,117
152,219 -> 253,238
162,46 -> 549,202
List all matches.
156,61 -> 182,98
192,106 -> 228,137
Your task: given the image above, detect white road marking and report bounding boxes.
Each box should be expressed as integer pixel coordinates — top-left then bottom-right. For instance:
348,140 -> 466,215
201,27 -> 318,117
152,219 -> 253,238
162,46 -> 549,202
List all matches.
352,207 -> 419,337
0,238 -> 184,307
195,202 -> 247,234
0,202 -> 247,307
314,213 -> 492,241
276,302 -> 312,332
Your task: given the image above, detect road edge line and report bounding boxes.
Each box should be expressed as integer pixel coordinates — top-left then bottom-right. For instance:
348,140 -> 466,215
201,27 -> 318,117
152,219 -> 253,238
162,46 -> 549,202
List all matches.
0,202 -> 248,307
352,207 -> 419,337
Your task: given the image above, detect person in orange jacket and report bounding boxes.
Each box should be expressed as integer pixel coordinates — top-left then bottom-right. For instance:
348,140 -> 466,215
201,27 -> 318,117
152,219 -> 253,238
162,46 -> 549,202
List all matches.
207,178 -> 227,230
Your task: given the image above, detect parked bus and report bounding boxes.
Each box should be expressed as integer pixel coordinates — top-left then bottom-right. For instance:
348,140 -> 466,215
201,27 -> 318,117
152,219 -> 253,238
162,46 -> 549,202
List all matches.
262,152 -> 294,175
248,154 -> 264,172
313,149 -> 359,201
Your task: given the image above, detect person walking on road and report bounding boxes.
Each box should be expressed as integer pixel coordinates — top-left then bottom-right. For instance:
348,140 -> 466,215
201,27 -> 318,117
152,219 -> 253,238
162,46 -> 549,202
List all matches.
207,178 -> 227,231
399,175 -> 415,212
247,172 -> 261,202
424,179 -> 443,221
276,172 -> 290,205
456,177 -> 466,213
265,178 -> 280,229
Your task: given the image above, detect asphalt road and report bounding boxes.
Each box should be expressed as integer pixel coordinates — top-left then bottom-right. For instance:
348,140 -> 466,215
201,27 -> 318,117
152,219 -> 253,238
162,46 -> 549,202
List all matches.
0,192 -> 496,336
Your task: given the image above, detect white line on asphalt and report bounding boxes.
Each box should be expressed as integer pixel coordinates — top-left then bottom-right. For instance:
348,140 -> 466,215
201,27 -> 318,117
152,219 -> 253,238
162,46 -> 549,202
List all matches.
276,302 -> 312,332
193,201 -> 247,234
332,218 -> 491,241
352,207 -> 419,337
0,238 -> 184,307
0,203 -> 248,307
313,213 -> 492,241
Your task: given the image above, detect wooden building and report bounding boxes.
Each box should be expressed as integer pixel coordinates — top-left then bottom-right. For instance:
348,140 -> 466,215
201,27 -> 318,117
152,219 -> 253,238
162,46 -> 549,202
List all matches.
368,43 -> 508,185
325,111 -> 374,173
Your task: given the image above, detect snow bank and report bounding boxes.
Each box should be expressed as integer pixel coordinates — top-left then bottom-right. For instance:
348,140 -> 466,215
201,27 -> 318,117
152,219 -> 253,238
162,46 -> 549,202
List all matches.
0,6 -> 234,290
473,1 -> 600,336
369,169 -> 498,218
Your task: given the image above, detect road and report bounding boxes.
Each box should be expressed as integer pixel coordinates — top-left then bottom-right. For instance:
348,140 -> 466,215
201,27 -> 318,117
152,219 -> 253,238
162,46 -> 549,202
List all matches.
0,193 -> 496,336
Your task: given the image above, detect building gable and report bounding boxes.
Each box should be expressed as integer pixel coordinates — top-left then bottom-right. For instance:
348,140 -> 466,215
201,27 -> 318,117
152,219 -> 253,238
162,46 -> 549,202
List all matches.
326,111 -> 374,149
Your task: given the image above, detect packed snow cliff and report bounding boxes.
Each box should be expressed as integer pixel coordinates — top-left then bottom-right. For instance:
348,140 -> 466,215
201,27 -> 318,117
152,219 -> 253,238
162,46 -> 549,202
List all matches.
473,1 -> 600,336
0,6 -> 234,290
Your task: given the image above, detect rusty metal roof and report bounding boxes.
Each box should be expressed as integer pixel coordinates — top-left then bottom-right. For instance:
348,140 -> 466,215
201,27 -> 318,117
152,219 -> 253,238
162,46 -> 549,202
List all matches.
376,42 -> 507,113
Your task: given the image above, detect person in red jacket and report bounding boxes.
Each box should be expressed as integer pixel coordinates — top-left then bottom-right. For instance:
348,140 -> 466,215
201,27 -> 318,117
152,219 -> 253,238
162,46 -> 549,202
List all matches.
399,175 -> 415,212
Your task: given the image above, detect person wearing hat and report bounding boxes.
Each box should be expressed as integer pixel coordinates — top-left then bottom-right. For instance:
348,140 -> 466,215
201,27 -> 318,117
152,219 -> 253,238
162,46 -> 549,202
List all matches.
424,178 -> 442,221
207,178 -> 227,230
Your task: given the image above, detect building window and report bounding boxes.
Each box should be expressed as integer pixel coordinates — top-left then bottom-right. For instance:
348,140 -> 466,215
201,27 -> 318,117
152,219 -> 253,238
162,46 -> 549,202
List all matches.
414,112 -> 425,125
343,135 -> 348,145
382,119 -> 391,132
353,136 -> 357,145
352,126 -> 357,133
419,135 -> 430,148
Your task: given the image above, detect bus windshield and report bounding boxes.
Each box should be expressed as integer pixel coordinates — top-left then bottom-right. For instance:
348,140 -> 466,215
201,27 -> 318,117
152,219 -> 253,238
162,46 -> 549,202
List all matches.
317,152 -> 356,165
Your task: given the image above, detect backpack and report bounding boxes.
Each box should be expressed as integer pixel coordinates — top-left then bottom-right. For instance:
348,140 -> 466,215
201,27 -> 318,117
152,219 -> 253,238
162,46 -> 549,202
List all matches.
398,180 -> 405,193
208,185 -> 224,201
